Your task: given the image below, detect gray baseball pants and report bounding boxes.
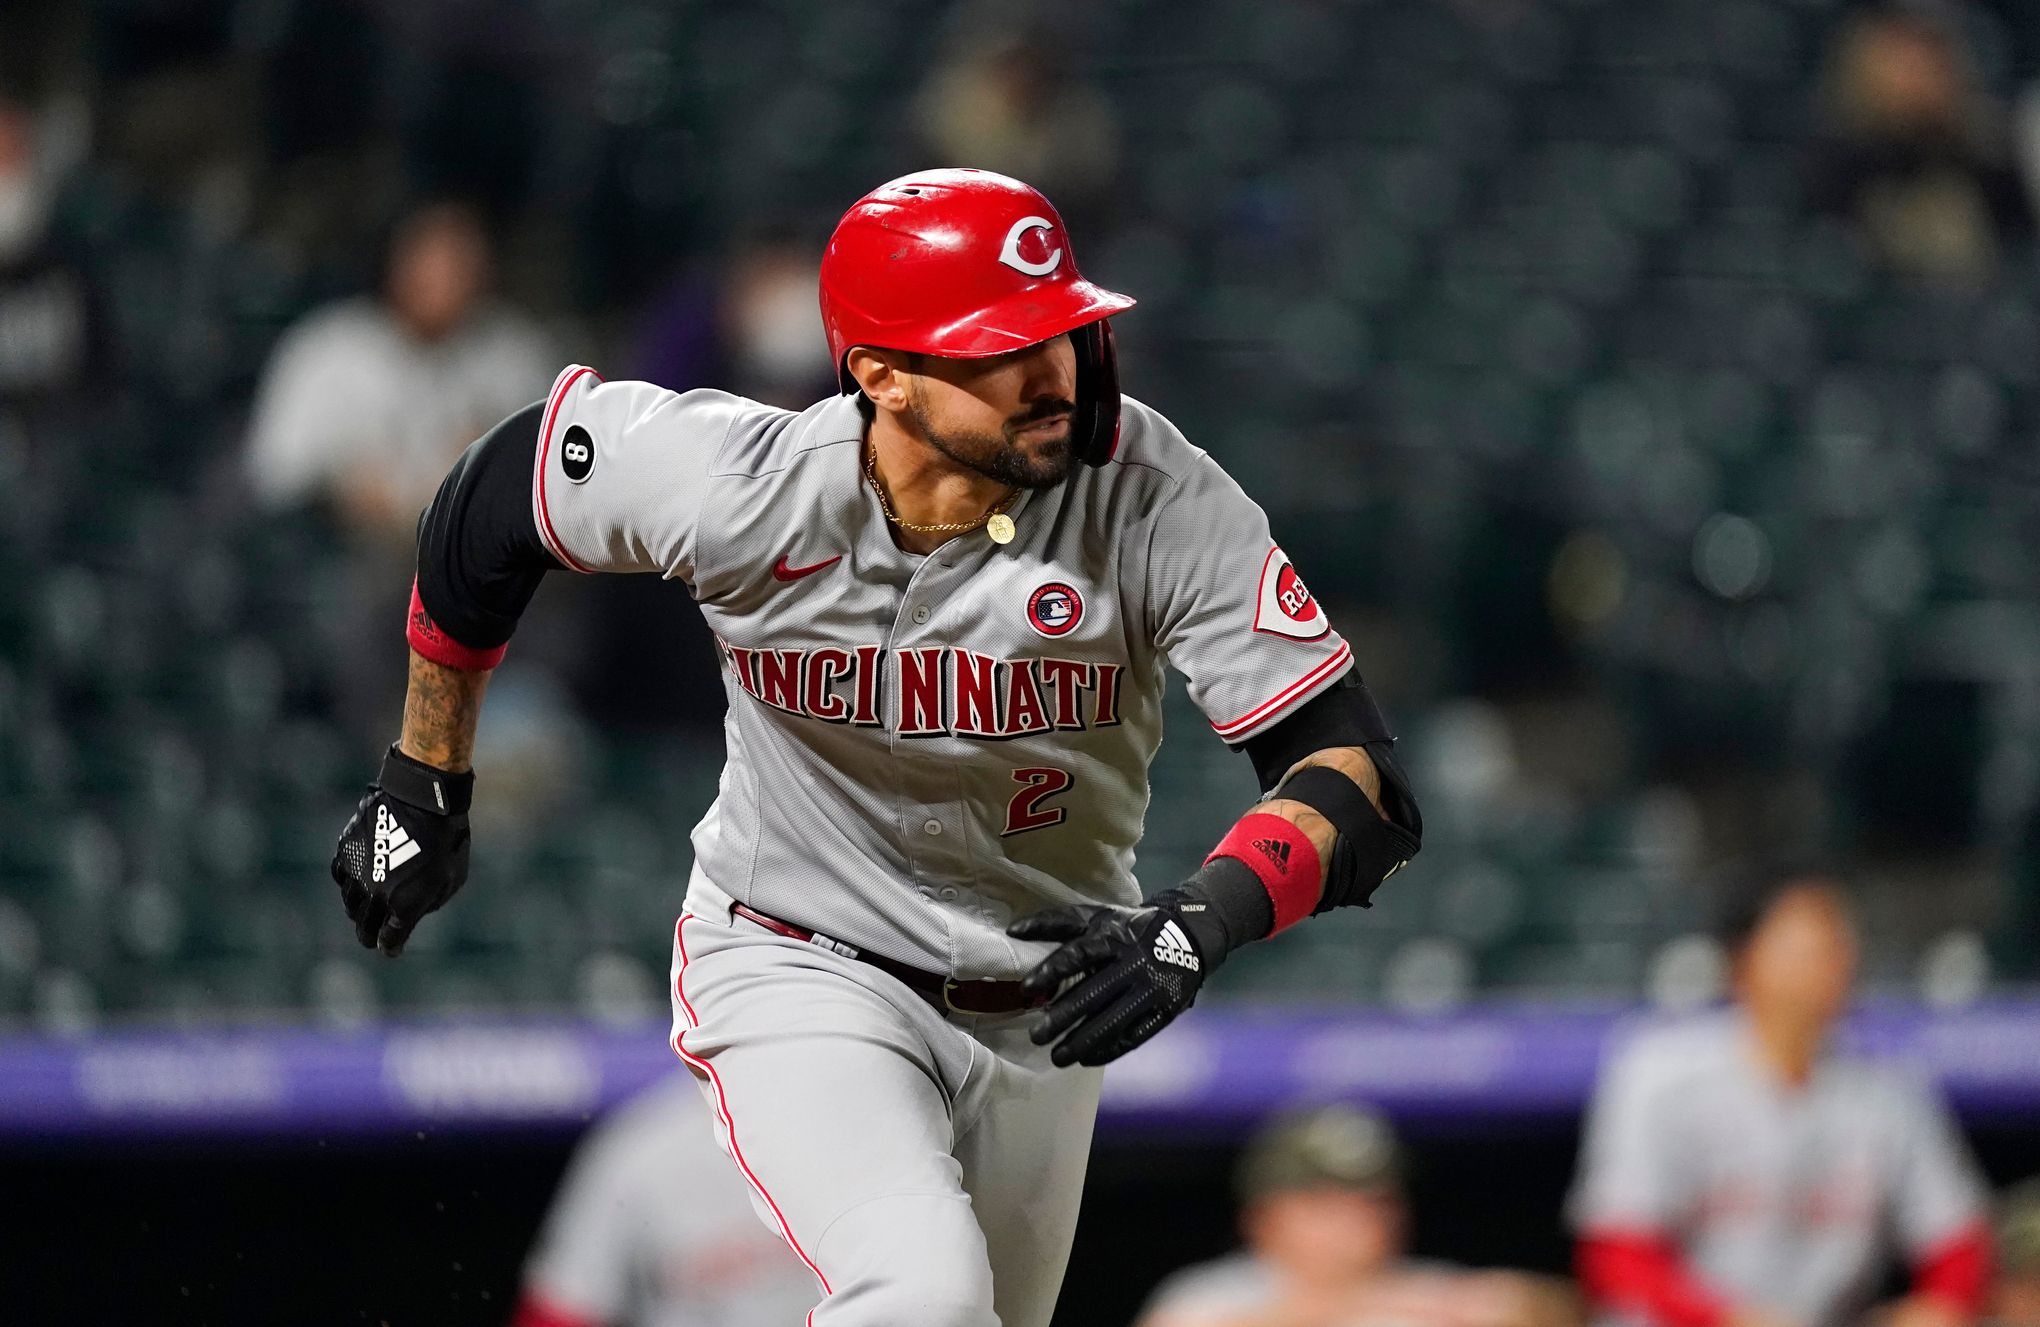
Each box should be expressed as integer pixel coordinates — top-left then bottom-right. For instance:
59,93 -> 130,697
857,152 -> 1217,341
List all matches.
668,905 -> 1104,1326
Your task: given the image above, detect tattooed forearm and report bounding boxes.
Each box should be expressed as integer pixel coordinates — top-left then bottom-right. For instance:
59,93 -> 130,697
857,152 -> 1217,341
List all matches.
398,648 -> 493,772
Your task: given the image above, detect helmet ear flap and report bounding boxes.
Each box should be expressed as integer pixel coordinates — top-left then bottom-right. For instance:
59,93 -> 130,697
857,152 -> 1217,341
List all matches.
1070,320 -> 1122,468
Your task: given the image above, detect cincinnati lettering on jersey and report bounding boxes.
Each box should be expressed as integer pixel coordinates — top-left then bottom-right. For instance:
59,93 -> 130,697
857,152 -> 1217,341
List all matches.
715,637 -> 1123,738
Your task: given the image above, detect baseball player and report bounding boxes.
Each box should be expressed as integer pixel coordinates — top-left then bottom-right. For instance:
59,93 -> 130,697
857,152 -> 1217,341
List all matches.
1138,1104 -> 1581,1327
512,1073 -> 822,1327
1570,872 -> 1991,1327
329,168 -> 1424,1327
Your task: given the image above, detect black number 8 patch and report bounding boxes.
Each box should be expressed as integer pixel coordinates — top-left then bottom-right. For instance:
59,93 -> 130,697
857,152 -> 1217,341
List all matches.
560,425 -> 596,483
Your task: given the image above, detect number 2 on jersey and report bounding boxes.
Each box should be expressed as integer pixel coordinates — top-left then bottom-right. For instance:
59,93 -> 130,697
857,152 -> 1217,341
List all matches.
1003,766 -> 1073,836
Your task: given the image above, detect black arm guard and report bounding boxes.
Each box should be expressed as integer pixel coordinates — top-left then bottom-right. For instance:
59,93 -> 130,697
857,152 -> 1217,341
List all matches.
1277,762 -> 1420,912
1240,670 -> 1423,912
414,400 -> 559,651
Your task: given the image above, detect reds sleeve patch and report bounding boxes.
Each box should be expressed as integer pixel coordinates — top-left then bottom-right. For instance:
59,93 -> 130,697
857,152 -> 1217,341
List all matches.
1252,546 -> 1329,640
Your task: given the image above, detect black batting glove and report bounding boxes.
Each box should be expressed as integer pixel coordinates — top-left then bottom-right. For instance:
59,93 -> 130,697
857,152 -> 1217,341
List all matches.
1009,857 -> 1275,1067
1009,902 -> 1206,1067
330,745 -> 474,957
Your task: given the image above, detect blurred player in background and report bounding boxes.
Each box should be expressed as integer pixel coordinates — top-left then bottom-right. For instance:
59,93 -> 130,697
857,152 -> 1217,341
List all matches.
1570,871 -> 1992,1327
1137,1104 -> 1580,1327
1993,1179 -> 2040,1327
511,1074 -> 819,1327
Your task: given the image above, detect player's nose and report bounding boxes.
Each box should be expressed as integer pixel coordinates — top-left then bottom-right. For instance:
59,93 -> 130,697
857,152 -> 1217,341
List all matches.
1015,334 -> 1077,404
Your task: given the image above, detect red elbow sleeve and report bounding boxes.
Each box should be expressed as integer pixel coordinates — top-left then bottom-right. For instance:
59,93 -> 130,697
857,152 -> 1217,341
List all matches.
508,1291 -> 601,1327
1914,1222 -> 1992,1315
1578,1230 -> 1731,1327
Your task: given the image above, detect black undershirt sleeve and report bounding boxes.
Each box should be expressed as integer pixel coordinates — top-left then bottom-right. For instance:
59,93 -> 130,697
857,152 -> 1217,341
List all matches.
414,400 -> 559,650
1239,671 -> 1386,791
1236,670 -> 1425,914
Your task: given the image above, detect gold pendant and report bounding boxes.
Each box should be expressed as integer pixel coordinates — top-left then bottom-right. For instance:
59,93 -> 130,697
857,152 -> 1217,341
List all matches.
986,513 -> 1015,545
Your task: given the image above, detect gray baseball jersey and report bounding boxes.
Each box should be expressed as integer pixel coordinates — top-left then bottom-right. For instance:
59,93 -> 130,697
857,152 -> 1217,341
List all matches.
531,362 -> 1352,978
519,1074 -> 820,1327
1138,1252 -> 1511,1327
1568,1012 -> 1988,1327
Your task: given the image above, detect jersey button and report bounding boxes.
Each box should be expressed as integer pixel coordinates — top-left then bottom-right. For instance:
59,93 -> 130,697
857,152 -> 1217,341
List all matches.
911,605 -> 930,625
937,886 -> 961,902
922,818 -> 943,836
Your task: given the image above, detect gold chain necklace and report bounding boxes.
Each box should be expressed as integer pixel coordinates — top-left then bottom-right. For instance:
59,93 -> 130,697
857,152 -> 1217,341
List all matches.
865,444 -> 1018,538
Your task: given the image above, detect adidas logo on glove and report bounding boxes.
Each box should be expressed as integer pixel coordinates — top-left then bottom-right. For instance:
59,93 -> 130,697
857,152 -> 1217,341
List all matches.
1152,919 -> 1200,972
372,804 -> 421,883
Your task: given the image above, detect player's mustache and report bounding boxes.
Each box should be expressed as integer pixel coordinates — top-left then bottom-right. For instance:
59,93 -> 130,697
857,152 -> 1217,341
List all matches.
1012,400 -> 1074,427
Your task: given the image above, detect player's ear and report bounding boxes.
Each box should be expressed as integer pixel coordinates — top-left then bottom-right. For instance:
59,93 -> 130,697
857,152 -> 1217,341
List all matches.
845,346 -> 912,417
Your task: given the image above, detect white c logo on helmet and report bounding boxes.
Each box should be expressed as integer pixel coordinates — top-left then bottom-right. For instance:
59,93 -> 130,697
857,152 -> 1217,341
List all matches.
998,216 -> 1062,277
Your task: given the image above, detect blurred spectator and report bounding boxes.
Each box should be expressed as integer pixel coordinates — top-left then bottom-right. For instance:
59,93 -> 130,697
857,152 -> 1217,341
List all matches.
912,24 -> 1119,228
1137,1105 -> 1580,1327
1807,7 -> 2032,284
623,265 -> 720,397
1570,872 -> 1992,1327
720,240 -> 834,407
1996,1179 -> 2040,1327
0,95 -> 94,399
511,1074 -> 820,1327
244,198 -> 553,550
627,239 -> 833,409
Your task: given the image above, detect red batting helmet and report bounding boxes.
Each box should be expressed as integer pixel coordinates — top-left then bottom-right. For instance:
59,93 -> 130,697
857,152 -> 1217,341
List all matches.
819,167 -> 1136,466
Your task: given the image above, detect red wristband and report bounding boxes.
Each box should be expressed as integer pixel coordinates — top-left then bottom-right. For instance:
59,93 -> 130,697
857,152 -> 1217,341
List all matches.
1577,1230 -> 1730,1327
406,579 -> 509,671
1207,812 -> 1322,934
1913,1221 -> 1992,1314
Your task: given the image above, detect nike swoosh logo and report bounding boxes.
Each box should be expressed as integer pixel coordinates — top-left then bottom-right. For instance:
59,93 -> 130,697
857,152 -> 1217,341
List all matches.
771,553 -> 842,583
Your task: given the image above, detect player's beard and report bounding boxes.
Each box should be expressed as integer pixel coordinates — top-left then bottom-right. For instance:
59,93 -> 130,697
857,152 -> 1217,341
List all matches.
908,394 -> 1075,490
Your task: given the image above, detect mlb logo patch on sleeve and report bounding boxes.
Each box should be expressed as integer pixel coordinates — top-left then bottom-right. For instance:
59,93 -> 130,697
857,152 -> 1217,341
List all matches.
1252,547 -> 1329,640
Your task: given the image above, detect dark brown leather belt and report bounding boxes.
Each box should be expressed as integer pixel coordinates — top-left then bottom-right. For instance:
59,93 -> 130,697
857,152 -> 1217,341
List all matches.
730,903 -> 1046,1015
